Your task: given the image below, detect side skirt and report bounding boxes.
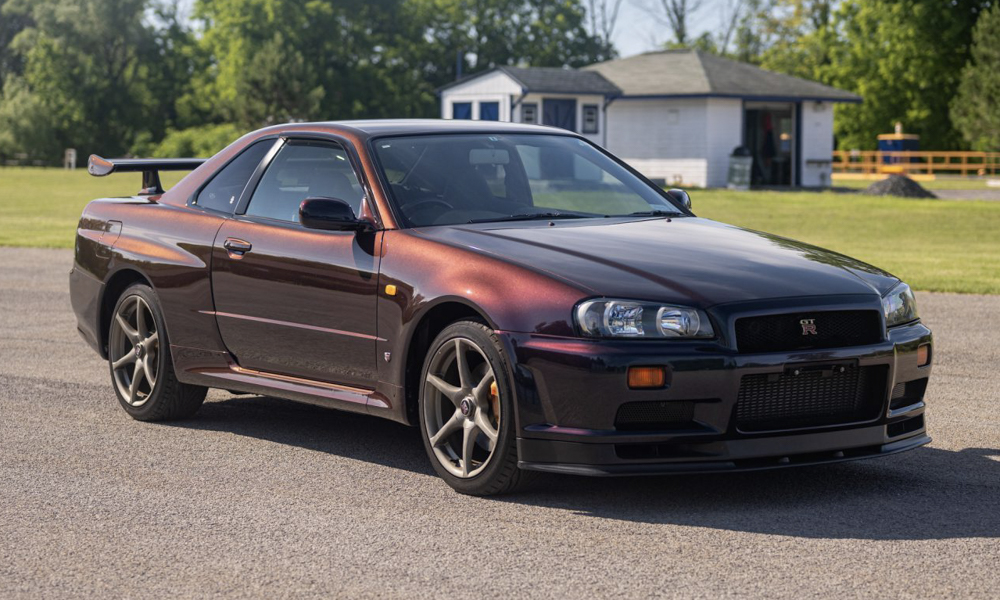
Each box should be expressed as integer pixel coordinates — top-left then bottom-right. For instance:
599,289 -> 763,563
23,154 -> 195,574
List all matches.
171,344 -> 395,419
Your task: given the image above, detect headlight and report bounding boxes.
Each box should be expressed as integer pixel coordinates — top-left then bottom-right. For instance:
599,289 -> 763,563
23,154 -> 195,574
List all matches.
575,299 -> 714,339
882,282 -> 919,328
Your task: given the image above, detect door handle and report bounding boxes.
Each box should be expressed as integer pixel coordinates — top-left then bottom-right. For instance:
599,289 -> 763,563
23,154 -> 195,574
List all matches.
223,238 -> 252,256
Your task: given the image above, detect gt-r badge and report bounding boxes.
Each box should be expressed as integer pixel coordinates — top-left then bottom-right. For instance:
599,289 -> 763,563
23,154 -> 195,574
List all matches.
800,318 -> 818,335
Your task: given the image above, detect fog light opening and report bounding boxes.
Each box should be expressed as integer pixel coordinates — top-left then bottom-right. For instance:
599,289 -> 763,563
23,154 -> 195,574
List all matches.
917,344 -> 931,367
628,366 -> 667,389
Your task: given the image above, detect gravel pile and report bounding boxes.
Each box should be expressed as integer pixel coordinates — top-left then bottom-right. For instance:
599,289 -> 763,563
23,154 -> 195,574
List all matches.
864,174 -> 937,198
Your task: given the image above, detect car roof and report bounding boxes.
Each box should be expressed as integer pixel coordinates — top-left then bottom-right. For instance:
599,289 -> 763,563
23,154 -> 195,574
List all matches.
254,119 -> 577,140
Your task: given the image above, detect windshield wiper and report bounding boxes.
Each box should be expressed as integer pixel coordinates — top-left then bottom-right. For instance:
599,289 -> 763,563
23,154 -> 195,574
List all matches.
468,212 -> 589,223
620,209 -> 680,217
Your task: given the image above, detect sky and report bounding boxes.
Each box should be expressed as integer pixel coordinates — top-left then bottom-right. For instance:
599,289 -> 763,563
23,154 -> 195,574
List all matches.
612,0 -> 725,57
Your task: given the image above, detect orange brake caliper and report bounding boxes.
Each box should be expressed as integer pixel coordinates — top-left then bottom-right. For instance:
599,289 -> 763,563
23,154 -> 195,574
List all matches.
489,381 -> 500,427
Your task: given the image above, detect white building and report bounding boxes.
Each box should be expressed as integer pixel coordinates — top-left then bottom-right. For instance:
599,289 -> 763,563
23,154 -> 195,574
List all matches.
439,50 -> 861,188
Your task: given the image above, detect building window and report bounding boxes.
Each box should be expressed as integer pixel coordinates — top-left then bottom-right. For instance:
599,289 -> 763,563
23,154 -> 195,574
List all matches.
452,102 -> 472,120
521,103 -> 537,124
582,105 -> 599,134
479,101 -> 499,121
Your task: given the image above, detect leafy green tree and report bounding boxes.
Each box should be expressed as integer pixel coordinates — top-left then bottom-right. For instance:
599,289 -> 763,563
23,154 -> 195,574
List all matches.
140,1 -> 204,142
0,0 -> 164,160
457,0 -> 612,70
952,3 -> 1000,151
730,0 -> 772,64
151,123 -> 243,158
234,33 -> 325,126
0,78 -> 60,161
817,0 -> 988,150
759,0 -> 839,80
188,0 -> 610,127
0,0 -> 32,95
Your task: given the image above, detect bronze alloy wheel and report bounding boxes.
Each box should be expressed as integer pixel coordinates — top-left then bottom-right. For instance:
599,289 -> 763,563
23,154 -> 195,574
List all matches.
422,336 -> 501,478
107,284 -> 207,422
418,321 -> 534,495
109,294 -> 160,407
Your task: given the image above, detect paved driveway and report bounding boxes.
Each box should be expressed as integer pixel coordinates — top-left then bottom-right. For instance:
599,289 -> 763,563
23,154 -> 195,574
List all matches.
1,248 -> 998,598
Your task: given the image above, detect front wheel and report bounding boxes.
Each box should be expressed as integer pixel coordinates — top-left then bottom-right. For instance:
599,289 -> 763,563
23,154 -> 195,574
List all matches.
108,283 -> 206,421
418,320 -> 534,495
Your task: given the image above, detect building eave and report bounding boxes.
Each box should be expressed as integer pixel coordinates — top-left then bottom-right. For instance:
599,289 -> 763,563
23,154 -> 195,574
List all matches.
615,93 -> 862,104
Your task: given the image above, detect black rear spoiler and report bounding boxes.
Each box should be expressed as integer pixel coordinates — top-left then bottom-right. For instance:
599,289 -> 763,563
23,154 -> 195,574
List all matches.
87,155 -> 206,195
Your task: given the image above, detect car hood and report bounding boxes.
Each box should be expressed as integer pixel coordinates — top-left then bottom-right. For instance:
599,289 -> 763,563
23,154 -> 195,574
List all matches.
413,217 -> 898,308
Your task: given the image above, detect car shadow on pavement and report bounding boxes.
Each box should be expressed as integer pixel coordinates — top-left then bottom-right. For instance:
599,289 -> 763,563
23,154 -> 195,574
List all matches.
171,394 -> 999,541
502,446 -> 1000,541
170,394 -> 437,476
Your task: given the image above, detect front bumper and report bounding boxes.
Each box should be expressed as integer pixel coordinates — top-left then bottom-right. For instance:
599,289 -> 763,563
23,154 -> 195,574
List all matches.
502,297 -> 932,476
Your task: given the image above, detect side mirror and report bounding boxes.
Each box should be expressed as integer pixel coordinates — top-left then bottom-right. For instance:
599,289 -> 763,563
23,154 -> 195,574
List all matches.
299,197 -> 370,232
666,188 -> 691,210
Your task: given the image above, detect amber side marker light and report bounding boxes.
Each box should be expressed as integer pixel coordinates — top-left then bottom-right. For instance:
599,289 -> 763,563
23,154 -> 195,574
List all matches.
628,366 -> 667,389
918,344 -> 931,367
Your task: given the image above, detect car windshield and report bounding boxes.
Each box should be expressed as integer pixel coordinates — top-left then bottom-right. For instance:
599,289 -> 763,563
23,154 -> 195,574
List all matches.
372,133 -> 683,227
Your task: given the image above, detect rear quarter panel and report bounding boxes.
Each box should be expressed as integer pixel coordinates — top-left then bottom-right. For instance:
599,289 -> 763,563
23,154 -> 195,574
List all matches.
71,196 -> 228,358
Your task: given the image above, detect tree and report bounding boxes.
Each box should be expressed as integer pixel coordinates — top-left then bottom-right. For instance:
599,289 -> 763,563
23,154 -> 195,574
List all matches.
658,0 -> 703,46
952,3 -> 1000,151
0,0 -> 32,95
0,0 -> 180,160
718,0 -> 749,54
140,1 -> 203,140
463,0 -> 612,70
730,0 -> 771,63
827,0 -> 990,150
759,0 -> 839,80
586,0 -> 624,55
188,0 -> 610,127
0,0 -> 614,160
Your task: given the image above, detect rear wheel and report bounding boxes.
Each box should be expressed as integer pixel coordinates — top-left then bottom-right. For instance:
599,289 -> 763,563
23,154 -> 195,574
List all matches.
108,283 -> 206,421
418,320 -> 534,495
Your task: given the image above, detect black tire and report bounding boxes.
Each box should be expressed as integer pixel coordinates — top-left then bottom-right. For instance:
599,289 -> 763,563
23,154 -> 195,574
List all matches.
418,320 -> 536,495
107,283 -> 207,421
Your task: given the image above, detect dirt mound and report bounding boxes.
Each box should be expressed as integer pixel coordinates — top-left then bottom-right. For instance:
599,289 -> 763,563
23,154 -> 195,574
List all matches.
864,175 -> 937,199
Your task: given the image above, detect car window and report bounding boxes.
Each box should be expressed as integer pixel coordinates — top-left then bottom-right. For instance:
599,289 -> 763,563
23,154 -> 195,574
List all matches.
245,141 -> 364,223
195,140 -> 274,213
373,134 -> 678,227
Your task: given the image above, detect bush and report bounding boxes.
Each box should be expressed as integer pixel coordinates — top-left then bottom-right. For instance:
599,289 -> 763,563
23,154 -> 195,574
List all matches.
148,124 -> 243,158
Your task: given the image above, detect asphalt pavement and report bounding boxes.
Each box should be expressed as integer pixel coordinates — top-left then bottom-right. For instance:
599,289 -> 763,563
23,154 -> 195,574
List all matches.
1,247 -> 998,599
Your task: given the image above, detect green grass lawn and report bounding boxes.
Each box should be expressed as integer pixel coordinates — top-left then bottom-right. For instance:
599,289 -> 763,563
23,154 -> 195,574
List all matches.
0,167 -> 188,248
693,189 -> 1000,294
834,177 -> 998,190
2,167 -> 999,294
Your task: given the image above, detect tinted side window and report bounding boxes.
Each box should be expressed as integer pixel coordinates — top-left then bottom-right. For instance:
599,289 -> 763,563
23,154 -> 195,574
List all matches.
195,140 -> 273,213
245,142 -> 364,223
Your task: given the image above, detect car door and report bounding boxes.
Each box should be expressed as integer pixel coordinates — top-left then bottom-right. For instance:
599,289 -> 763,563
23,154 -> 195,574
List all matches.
210,137 -> 381,387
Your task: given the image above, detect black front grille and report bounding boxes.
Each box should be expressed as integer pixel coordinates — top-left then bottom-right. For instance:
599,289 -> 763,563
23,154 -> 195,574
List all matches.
735,310 -> 882,354
735,365 -> 887,432
615,401 -> 695,431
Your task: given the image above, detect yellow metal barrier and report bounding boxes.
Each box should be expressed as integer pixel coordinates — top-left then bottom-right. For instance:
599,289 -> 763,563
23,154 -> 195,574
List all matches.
832,150 -> 1000,177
